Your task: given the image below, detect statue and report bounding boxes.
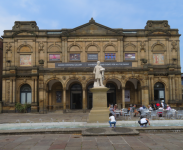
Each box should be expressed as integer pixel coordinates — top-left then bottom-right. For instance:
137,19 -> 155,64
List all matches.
93,61 -> 105,87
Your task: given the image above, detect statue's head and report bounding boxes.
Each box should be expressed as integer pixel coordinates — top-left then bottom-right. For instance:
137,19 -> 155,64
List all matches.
97,61 -> 100,65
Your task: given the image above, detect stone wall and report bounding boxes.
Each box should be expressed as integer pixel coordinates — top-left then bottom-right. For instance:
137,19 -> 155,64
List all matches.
1,19 -> 182,112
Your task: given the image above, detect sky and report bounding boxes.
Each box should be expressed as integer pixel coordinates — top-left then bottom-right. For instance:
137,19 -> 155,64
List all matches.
0,0 -> 183,71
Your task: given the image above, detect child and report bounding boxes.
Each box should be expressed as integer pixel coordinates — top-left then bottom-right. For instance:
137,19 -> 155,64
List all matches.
138,116 -> 150,127
109,113 -> 116,128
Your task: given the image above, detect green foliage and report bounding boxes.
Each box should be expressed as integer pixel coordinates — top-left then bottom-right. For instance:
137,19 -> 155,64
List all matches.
15,103 -> 31,113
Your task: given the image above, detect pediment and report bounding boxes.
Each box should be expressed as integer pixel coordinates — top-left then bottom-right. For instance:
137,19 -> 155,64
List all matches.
66,18 -> 122,35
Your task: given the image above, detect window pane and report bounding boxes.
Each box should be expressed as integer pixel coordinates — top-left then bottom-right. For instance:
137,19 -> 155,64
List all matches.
27,93 -> 32,104
21,93 -> 26,104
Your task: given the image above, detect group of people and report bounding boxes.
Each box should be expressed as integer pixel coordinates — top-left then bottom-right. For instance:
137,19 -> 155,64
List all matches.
108,101 -> 172,128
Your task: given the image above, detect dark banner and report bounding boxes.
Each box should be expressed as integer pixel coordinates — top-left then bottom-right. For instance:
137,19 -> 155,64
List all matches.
55,62 -> 132,68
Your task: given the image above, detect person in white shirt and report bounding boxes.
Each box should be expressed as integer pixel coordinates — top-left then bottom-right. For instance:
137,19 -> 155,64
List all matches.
138,116 -> 150,127
161,101 -> 164,108
109,113 -> 116,128
148,105 -> 153,111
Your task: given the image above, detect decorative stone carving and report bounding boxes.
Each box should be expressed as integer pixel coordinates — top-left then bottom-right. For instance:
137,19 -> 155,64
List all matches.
6,43 -> 12,52
62,76 -> 66,80
89,17 -> 95,23
12,21 -> 39,31
140,41 -> 146,51
82,76 -> 86,80
39,59 -> 44,64
145,20 -> 170,29
39,42 -> 44,51
23,79 -> 27,83
171,41 -> 177,51
121,75 -> 126,80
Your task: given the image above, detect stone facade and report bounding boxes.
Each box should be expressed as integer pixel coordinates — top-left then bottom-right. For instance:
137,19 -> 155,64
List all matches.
0,38 -> 3,102
1,19 -> 182,113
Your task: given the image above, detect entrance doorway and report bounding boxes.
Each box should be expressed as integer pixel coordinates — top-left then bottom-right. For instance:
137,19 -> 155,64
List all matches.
20,84 -> 32,104
106,83 -> 116,107
154,82 -> 165,104
87,84 -> 93,109
70,84 -> 82,109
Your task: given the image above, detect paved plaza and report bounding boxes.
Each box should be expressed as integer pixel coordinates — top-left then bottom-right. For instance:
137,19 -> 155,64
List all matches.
0,133 -> 183,150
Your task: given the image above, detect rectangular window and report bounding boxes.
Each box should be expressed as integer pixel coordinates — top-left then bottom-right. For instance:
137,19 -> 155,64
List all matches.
87,54 -> 98,60
49,54 -> 60,61
153,54 -> 164,64
105,53 -> 116,60
125,53 -> 135,60
70,54 -> 80,61
20,55 -> 31,66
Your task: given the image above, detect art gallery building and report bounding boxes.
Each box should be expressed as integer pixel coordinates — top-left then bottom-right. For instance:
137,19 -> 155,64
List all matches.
1,19 -> 182,113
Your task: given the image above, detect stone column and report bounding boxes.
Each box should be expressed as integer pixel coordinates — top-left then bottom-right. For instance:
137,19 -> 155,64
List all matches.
63,88 -> 66,110
151,77 -> 154,101
169,76 -> 172,101
13,78 -> 16,103
32,79 -> 35,103
121,39 -> 123,61
2,79 -> 6,103
35,78 -> 37,103
82,88 -> 86,112
65,39 -> 68,62
149,77 -> 151,101
172,77 -> 175,100
39,76 -> 44,113
10,79 -> 13,103
122,87 -> 125,108
49,91 -> 52,110
141,86 -> 149,106
135,89 -> 138,104
46,89 -> 49,106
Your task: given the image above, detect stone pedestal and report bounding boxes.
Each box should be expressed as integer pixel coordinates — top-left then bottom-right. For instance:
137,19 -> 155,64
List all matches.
87,87 -> 110,123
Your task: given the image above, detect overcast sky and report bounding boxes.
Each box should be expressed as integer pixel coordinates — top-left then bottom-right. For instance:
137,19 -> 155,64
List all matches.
0,0 -> 183,71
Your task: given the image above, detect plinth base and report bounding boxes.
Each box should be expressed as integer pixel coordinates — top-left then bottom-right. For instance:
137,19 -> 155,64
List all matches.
87,87 -> 110,123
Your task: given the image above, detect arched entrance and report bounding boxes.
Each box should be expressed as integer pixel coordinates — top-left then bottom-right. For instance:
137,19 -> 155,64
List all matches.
70,84 -> 82,109
46,79 -> 63,111
20,84 -> 31,104
154,82 -> 165,104
87,84 -> 93,109
106,83 -> 116,107
125,79 -> 141,106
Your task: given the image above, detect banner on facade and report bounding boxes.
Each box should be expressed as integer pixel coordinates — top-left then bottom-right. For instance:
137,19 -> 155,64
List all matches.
125,90 -> 130,102
87,54 -> 98,60
55,62 -> 132,68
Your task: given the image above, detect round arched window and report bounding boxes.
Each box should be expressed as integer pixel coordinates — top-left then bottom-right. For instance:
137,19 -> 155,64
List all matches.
154,82 -> 164,89
20,84 -> 31,104
70,84 -> 82,91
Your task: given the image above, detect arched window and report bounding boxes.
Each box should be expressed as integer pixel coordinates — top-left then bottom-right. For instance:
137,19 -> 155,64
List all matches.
71,84 -> 82,91
154,82 -> 164,89
20,84 -> 31,104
